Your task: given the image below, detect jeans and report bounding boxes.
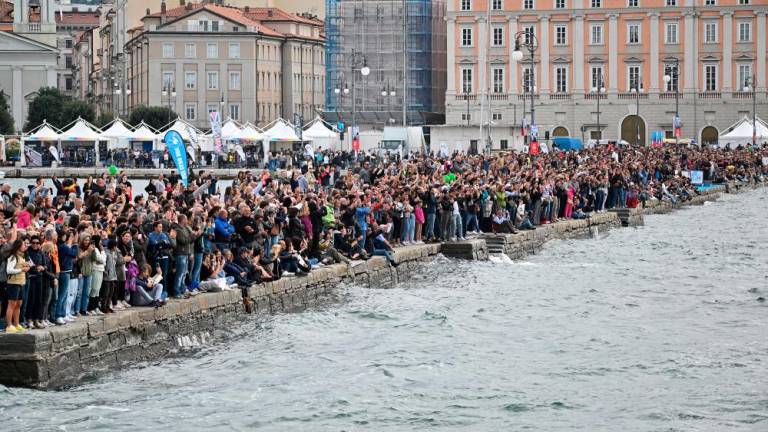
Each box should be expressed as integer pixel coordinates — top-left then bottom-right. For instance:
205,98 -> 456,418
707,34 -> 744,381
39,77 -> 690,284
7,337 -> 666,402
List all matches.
172,255 -> 189,296
400,214 -> 414,243
595,190 -> 606,211
373,248 -> 396,265
408,214 -> 416,242
440,212 -> 452,240
20,279 -> 30,323
154,256 -> 169,294
77,275 -> 91,314
54,271 -> 71,319
130,283 -> 164,306
425,213 -> 436,240
190,253 -> 203,289
452,214 -> 462,239
464,213 -> 479,233
66,277 -> 79,316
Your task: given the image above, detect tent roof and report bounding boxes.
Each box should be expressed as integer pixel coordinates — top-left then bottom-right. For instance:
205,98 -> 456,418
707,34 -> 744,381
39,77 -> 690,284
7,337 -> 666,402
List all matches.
720,116 -> 768,139
240,123 -> 263,141
131,123 -> 158,141
60,119 -> 102,141
220,120 -> 246,140
263,118 -> 300,141
25,124 -> 60,141
303,119 -> 338,139
100,119 -> 134,139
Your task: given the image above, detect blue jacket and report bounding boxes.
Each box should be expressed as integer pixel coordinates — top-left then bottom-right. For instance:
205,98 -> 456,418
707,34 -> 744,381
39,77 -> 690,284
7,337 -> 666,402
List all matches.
57,243 -> 78,272
214,216 -> 235,242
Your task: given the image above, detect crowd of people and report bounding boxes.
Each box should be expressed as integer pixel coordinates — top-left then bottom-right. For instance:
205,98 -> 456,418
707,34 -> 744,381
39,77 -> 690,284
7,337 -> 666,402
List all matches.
0,143 -> 765,333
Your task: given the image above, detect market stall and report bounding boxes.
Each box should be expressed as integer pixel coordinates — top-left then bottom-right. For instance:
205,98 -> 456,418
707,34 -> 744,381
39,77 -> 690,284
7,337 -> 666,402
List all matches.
21,121 -> 60,167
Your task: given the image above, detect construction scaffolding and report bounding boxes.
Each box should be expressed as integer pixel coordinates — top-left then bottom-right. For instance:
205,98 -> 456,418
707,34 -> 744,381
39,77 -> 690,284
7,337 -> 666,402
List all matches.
324,0 -> 446,127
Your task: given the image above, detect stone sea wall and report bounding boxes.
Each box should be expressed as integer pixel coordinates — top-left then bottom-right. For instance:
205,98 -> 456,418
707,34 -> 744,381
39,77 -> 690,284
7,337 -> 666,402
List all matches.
0,182 -> 757,389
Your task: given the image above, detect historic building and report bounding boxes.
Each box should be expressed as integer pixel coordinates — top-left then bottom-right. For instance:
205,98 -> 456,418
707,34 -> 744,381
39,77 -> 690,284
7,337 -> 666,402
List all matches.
124,2 -> 325,129
437,0 -> 767,152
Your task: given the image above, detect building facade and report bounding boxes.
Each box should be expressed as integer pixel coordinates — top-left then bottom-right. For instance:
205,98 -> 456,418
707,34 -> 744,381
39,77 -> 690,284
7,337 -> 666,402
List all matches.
55,8 -> 100,97
124,2 -> 325,129
440,0 -> 767,152
324,0 -> 447,128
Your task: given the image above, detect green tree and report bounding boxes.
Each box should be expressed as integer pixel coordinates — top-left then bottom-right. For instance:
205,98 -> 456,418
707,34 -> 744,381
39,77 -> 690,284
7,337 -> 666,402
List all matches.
128,105 -> 177,130
60,99 -> 96,126
94,112 -> 116,129
24,87 -> 65,131
0,91 -> 15,135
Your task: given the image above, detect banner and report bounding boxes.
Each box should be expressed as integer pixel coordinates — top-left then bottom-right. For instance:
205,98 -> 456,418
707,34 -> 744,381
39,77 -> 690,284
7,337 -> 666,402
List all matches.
673,116 -> 682,138
209,111 -> 222,153
351,126 -> 360,151
235,144 -> 246,162
164,130 -> 189,187
690,170 -> 704,185
48,145 -> 60,164
529,140 -> 540,155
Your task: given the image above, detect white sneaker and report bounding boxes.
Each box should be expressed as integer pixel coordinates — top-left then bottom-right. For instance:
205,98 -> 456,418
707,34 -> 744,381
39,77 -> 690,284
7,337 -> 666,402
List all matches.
95,309 -> 104,316
55,317 -> 66,325
64,315 -> 75,322
113,303 -> 124,311
122,301 -> 131,308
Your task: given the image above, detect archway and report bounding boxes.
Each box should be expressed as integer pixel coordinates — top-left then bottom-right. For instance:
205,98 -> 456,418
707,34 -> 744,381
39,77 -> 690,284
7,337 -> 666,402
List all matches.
701,126 -> 718,146
620,115 -> 646,146
552,126 -> 569,137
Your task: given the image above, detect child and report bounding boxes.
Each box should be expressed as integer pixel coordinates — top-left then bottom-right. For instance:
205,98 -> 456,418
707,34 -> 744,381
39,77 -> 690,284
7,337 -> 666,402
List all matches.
130,264 -> 166,307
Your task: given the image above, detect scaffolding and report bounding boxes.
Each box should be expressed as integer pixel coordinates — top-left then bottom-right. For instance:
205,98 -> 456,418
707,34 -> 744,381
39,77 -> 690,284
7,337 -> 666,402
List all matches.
324,0 -> 446,126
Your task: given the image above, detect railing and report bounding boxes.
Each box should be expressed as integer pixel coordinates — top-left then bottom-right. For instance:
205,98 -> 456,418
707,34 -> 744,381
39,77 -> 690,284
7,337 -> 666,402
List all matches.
549,93 -> 572,100
617,92 -> 649,100
517,94 -> 540,100
489,94 -> 508,101
584,93 -> 607,100
698,91 -> 721,99
659,92 -> 684,100
455,94 -> 477,101
731,91 -> 753,100
27,23 -> 41,32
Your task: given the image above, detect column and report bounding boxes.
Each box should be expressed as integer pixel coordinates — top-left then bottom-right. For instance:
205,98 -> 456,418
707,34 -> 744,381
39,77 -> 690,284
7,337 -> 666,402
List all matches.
722,11 -> 733,91
12,66 -> 22,132
649,13 -> 660,91
46,65 -> 56,87
540,15 -> 550,94
508,17 -> 518,94
757,11 -> 766,90
573,15 -> 585,93
608,14 -> 618,92
684,12 -> 695,91
478,16 -> 487,95
447,17 -> 456,95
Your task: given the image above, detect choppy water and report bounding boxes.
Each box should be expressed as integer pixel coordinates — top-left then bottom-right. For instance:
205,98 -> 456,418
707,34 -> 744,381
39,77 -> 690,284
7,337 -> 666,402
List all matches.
2,189 -> 767,431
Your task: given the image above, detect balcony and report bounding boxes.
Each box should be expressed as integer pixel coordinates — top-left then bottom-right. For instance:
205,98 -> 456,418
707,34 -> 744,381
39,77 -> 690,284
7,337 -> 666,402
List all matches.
659,92 -> 684,100
489,93 -> 508,101
584,93 -> 607,100
455,94 -> 477,101
27,23 -> 41,32
617,92 -> 649,100
549,93 -> 572,100
699,91 -> 721,99
731,91 -> 753,100
517,94 -> 540,100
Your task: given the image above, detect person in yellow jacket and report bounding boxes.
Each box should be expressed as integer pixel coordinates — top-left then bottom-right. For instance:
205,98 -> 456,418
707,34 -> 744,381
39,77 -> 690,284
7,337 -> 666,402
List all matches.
5,238 -> 31,333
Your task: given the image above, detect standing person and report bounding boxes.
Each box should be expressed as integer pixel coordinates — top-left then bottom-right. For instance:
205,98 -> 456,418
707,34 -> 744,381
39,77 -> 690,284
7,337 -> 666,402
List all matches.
55,231 -> 77,324
39,242 -> 57,325
5,238 -> 31,333
414,198 -> 425,244
89,235 -> 106,315
26,235 -> 47,328
101,239 -> 118,314
170,214 -> 194,298
76,236 -> 95,316
115,231 -> 133,310
42,230 -> 59,323
189,216 -> 205,291
147,221 -> 172,293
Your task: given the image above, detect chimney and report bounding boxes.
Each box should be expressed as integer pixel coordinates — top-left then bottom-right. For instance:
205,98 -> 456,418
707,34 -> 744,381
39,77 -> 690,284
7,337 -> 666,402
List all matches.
186,3 -> 192,10
160,1 -> 167,17
244,6 -> 250,13
145,8 -> 150,16
180,0 -> 185,6
267,10 -> 273,17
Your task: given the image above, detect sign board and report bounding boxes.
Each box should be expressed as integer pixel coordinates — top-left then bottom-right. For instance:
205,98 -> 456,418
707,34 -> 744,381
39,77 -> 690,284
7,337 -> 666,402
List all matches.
690,170 -> 704,185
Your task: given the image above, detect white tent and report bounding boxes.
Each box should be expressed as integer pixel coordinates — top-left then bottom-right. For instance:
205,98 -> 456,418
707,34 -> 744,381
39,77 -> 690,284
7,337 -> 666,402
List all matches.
262,118 -> 300,162
219,119 -> 246,141
21,121 -> 60,166
100,119 -> 133,150
303,117 -> 339,150
718,117 -> 768,148
130,122 -> 159,142
24,122 -> 60,141
240,123 -> 263,142
60,119 -> 102,141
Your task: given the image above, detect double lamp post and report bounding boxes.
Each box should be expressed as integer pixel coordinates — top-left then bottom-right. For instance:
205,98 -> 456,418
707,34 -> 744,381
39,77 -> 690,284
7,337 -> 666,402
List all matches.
333,49 -> 370,150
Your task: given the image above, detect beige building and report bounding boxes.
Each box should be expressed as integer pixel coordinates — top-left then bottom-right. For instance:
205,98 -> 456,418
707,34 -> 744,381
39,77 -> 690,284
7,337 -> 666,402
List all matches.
124,2 -> 325,129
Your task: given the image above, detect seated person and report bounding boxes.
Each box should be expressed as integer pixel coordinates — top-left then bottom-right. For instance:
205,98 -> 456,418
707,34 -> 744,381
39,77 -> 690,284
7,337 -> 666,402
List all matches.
223,249 -> 254,287
198,251 -> 235,292
260,244 -> 283,280
371,228 -> 397,266
491,209 -> 518,234
319,229 -> 351,265
130,264 -> 167,307
278,239 -> 311,276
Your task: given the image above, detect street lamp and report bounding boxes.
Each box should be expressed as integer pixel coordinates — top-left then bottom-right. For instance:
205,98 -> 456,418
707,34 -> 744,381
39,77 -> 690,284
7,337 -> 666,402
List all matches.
333,81 -> 350,123
161,83 -> 176,125
512,30 -> 538,143
663,59 -> 680,145
630,76 -> 643,145
349,49 -> 369,151
381,81 -> 397,125
591,75 -> 605,142
744,75 -> 757,147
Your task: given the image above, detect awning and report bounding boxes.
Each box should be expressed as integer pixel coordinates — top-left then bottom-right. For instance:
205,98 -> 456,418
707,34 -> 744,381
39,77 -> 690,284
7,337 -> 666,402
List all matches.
60,119 -> 102,141
24,123 -> 60,141
220,120 -> 246,141
100,119 -> 133,140
263,118 -> 300,141
303,117 -> 339,139
130,123 -> 159,141
240,123 -> 263,141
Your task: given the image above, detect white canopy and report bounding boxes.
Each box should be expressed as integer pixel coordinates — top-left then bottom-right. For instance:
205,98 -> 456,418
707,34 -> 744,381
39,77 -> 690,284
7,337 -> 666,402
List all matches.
131,123 -> 159,141
100,119 -> 134,150
240,123 -> 263,141
59,119 -> 102,141
263,118 -> 300,142
220,120 -> 246,141
303,118 -> 339,150
718,117 -> 768,148
159,119 -> 201,142
25,124 -> 59,141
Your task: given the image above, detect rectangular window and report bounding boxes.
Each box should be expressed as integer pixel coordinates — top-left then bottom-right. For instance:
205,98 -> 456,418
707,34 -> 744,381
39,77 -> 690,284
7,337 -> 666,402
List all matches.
555,67 -> 567,93
229,71 -> 241,90
704,22 -> 717,43
492,0 -> 502,10
738,22 -> 751,42
228,43 -> 240,59
591,0 -> 601,7
664,64 -> 679,91
555,25 -> 567,45
65,77 -> 72,90
500,139 -> 508,150
492,68 -> 504,93
198,20 -> 209,32
524,0 -> 534,9
461,28 -> 473,46
185,103 -> 196,121
162,71 -> 174,88
207,71 -> 219,90
461,68 -> 473,93
591,66 -> 604,90
207,104 -> 218,115
492,27 -> 504,46
665,23 -> 678,44
207,43 -> 218,58
738,0 -> 748,4
211,20 -> 219,32
704,0 -> 715,4
628,65 -> 640,90
492,112 -> 503,121
628,0 -> 639,6
524,25 -> 535,45
666,0 -> 676,6
162,42 -> 174,58
184,71 -> 196,90
185,43 -> 196,58
556,0 -> 566,8
65,39 -> 73,49
628,24 -> 640,44
738,64 -> 752,90
591,24 -> 603,45
522,67 -> 534,92
65,56 -> 73,68
704,64 -> 717,91
229,104 -> 240,121
460,0 -> 471,11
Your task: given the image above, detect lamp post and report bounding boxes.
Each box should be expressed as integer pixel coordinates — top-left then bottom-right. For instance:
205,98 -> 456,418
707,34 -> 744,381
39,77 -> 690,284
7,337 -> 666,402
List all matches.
114,85 -> 131,118
348,49 -> 370,151
381,81 -> 397,125
744,74 -> 757,147
333,81 -> 350,123
630,76 -> 643,146
511,30 -> 538,142
591,74 -> 605,142
663,59 -> 680,145
161,82 -> 176,125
